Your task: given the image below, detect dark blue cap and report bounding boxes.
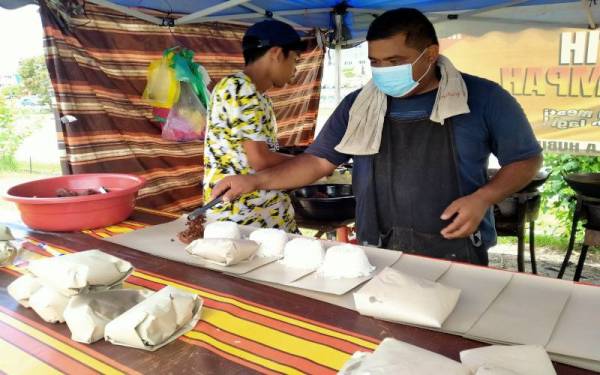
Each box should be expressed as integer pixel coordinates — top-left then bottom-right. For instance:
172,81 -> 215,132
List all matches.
243,20 -> 307,52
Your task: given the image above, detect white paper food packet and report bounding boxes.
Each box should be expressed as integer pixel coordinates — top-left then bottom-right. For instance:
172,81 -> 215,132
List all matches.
29,286 -> 71,323
280,238 -> 325,269
0,225 -> 14,241
104,286 -> 203,351
338,337 -> 471,375
317,244 -> 375,279
185,239 -> 258,266
354,267 -> 461,328
460,345 -> 557,375
203,221 -> 242,239
64,289 -> 152,344
475,366 -> 520,375
27,250 -> 134,296
0,225 -> 18,266
7,274 -> 42,308
249,228 -> 288,258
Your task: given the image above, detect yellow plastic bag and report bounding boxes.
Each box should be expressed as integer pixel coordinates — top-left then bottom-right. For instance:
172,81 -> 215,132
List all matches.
142,52 -> 180,108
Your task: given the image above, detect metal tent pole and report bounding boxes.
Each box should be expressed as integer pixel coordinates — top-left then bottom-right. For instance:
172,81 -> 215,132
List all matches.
335,43 -> 342,105
581,0 -> 598,29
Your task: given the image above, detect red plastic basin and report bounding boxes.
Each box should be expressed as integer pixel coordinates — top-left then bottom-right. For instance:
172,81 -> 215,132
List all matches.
3,173 -> 146,232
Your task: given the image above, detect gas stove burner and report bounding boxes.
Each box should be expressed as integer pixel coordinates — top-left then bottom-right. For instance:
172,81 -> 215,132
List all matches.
564,173 -> 600,199
493,192 -> 541,219
488,168 -> 550,194
491,171 -> 548,274
558,194 -> 600,281
583,201 -> 600,229
583,225 -> 600,247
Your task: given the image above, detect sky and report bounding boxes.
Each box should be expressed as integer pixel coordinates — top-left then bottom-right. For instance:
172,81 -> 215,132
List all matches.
0,5 -> 44,75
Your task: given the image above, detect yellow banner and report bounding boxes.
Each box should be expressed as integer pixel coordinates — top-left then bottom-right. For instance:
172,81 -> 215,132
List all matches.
442,29 -> 600,155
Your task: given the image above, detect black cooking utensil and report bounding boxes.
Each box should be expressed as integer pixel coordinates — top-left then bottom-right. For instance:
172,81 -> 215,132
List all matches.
187,195 -> 223,221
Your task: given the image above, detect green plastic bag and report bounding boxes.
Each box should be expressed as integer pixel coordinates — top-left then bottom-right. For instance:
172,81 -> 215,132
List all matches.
172,48 -> 211,108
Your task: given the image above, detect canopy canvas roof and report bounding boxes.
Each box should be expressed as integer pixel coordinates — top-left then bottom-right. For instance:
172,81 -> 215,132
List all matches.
1,1 -> 597,45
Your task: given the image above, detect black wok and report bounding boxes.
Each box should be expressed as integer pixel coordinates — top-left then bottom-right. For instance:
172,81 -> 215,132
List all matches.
564,173 -> 600,199
291,184 -> 356,222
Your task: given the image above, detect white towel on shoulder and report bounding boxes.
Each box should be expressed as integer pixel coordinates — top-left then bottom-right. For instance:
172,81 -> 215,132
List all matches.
335,55 -> 470,156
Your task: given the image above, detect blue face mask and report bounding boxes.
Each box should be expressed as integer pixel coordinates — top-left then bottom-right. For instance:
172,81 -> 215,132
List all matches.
371,49 -> 431,98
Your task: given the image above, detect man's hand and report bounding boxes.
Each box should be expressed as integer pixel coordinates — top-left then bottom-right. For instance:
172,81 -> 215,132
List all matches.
440,155 -> 542,239
440,193 -> 491,239
211,175 -> 259,202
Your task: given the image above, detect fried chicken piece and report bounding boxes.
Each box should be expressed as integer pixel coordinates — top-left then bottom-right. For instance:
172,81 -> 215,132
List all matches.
56,188 -> 79,197
56,188 -> 106,197
177,215 -> 206,244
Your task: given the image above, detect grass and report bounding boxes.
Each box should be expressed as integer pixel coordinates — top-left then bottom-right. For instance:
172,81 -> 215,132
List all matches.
0,158 -> 61,175
498,232 -> 600,254
0,170 -> 60,221
498,234 -> 568,250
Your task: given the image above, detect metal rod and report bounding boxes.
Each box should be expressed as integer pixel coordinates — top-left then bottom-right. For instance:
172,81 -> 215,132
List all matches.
347,8 -> 385,15
574,244 -> 590,281
275,8 -> 334,16
335,44 -> 342,105
558,199 -> 582,278
341,36 -> 366,46
86,0 -> 163,25
448,15 -> 587,29
175,0 -> 250,25
190,7 -> 334,23
241,2 -> 307,29
517,202 -> 525,273
189,13 -> 264,22
581,0 -> 597,29
334,13 -> 343,105
456,0 -> 530,18
529,221 -> 537,274
430,0 -> 530,25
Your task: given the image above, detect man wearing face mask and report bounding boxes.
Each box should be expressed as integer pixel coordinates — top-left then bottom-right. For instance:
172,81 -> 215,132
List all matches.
210,8 -> 543,265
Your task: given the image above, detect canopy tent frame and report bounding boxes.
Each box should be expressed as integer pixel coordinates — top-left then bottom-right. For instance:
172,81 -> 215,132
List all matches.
174,0 -> 249,25
75,0 -> 597,46
430,0 -> 532,23
582,0 -> 597,28
20,0 -> 598,109
6,0 -> 597,107
3,0 -> 599,33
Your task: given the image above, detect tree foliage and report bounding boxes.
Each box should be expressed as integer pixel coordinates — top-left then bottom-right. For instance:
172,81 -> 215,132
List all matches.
17,55 -> 53,108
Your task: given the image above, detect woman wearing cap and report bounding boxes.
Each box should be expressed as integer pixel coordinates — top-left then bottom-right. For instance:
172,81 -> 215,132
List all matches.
202,20 -> 306,232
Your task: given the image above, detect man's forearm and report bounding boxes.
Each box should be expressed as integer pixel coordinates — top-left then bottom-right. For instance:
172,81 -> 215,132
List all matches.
257,151 -> 294,171
254,153 -> 336,191
473,154 -> 543,205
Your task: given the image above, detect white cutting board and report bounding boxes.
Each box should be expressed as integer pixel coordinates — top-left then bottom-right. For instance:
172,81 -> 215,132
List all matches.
546,283 -> 600,362
465,273 -> 573,346
391,254 -> 452,281
285,247 -> 402,295
439,263 -> 514,334
104,217 -> 277,274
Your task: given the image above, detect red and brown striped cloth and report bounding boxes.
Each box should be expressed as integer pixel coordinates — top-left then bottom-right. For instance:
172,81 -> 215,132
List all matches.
40,1 -> 324,212
0,213 -> 379,374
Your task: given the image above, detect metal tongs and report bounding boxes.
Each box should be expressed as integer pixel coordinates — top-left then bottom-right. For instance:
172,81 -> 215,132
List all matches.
187,195 -> 223,221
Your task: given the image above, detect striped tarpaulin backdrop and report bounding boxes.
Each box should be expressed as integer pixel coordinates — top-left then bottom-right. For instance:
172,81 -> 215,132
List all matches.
40,1 -> 324,212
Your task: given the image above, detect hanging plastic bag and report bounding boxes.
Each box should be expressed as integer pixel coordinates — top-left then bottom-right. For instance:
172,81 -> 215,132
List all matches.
172,49 -> 211,109
162,81 -> 207,141
142,49 -> 180,109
